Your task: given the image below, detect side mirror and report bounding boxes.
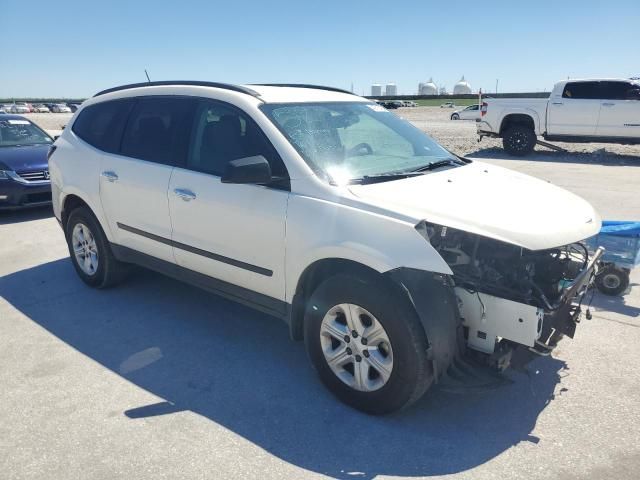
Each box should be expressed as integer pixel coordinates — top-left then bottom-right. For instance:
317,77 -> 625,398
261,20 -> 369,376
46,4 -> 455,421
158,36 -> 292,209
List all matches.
221,155 -> 272,185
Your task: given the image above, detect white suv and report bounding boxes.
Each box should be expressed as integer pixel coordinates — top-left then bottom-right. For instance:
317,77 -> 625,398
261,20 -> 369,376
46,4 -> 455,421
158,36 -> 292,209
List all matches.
49,81 -> 603,414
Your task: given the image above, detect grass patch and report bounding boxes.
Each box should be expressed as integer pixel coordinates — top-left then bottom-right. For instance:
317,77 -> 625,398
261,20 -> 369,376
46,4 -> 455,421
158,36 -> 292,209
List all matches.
412,98 -> 480,107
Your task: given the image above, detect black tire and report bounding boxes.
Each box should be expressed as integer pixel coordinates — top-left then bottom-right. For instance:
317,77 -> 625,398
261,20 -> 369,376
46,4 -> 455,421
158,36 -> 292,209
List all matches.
304,273 -> 433,414
595,265 -> 629,296
65,206 -> 128,288
502,126 -> 536,156
451,113 -> 459,120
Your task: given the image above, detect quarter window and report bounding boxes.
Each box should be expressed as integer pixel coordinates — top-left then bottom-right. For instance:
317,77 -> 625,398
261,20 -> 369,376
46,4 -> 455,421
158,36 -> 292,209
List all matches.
72,99 -> 134,153
187,101 -> 286,177
121,97 -> 196,166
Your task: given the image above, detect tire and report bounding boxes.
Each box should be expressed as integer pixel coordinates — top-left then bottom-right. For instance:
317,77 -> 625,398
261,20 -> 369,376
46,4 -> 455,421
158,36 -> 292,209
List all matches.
595,265 -> 629,296
304,273 -> 433,414
502,126 -> 536,156
65,206 -> 128,288
451,113 -> 459,120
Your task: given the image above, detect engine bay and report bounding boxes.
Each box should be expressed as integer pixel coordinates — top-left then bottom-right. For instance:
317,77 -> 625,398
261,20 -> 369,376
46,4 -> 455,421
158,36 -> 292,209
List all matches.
423,223 -> 589,310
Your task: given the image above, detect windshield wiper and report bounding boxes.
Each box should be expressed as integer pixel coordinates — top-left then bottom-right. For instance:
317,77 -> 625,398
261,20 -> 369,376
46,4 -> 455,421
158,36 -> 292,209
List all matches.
411,158 -> 464,172
349,171 -> 424,185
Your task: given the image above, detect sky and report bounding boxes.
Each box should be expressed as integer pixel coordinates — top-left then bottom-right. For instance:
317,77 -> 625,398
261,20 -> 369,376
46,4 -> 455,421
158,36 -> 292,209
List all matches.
2,0 -> 638,98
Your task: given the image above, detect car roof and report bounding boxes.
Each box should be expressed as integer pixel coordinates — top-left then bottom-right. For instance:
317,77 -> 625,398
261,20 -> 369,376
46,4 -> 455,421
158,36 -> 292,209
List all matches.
92,81 -> 366,105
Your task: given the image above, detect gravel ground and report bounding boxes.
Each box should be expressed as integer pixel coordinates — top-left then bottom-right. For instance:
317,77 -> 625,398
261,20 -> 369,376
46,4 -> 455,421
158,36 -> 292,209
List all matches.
2,109 -> 639,479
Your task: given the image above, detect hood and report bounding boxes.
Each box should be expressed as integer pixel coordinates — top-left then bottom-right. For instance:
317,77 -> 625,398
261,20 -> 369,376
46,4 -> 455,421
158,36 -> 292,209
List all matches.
348,161 -> 600,251
0,145 -> 50,173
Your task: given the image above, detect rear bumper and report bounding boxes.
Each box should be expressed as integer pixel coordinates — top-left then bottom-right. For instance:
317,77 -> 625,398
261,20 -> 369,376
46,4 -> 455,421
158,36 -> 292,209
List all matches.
476,121 -> 498,137
0,179 -> 52,210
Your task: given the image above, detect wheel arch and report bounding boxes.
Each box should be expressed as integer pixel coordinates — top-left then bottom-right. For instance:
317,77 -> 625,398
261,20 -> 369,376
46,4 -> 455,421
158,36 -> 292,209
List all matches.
60,190 -> 113,241
289,258 -> 387,341
499,111 -> 539,135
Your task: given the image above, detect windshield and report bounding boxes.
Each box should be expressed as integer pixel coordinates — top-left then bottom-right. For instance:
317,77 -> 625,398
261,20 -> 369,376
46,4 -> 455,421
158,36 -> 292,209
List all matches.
0,119 -> 53,147
261,102 -> 459,183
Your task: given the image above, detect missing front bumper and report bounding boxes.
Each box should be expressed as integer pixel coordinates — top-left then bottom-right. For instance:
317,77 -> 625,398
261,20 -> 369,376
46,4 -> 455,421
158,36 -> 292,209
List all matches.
457,247 -> 605,358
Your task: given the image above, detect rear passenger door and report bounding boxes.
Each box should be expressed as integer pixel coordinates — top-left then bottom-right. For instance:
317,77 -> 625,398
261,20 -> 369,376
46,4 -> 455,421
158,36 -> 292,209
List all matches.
168,100 -> 289,304
99,96 -> 196,263
547,81 -> 601,136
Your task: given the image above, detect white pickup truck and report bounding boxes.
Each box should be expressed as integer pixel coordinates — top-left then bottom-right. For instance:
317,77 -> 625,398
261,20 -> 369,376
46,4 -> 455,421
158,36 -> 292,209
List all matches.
477,78 -> 640,155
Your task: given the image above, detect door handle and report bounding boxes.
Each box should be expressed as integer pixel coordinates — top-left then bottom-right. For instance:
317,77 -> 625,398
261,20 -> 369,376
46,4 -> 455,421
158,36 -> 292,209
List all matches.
101,171 -> 118,182
602,102 -> 615,107
552,102 -> 563,106
173,188 -> 196,201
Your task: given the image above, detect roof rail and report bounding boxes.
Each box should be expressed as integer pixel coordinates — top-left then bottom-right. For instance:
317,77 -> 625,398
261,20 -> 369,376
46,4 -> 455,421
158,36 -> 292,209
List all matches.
251,84 -> 355,95
93,81 -> 261,98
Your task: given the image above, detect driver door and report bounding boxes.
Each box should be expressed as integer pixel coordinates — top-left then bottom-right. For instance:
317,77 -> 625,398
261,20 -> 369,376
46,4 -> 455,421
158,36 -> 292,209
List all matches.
168,99 -> 290,305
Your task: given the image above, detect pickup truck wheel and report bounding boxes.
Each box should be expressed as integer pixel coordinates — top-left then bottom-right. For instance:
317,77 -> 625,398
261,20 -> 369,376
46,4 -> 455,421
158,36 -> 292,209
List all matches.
503,126 -> 536,155
595,265 -> 629,296
65,206 -> 128,288
451,113 -> 459,120
304,273 -> 432,414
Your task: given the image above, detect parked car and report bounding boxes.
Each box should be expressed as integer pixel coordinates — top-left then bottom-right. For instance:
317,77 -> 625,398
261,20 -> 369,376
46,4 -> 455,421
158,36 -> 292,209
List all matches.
52,103 -> 72,113
33,104 -> 51,113
9,103 -> 30,114
67,103 -> 81,113
450,104 -> 481,121
49,81 -> 602,414
478,78 -> 640,155
0,115 -> 53,209
440,101 -> 455,108
0,107 -> 6,114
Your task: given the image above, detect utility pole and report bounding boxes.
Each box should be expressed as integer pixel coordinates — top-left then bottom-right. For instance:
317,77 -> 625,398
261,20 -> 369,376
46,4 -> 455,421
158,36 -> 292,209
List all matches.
495,79 -> 499,94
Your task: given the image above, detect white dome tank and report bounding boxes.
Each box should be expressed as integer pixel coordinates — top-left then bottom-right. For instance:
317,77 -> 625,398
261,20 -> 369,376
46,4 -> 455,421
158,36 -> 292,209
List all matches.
420,77 -> 437,95
453,76 -> 472,95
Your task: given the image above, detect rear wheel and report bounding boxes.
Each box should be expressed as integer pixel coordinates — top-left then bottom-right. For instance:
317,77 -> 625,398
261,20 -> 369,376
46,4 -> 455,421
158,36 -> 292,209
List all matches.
65,206 -> 128,288
595,265 -> 629,296
503,126 -> 536,155
304,273 -> 433,414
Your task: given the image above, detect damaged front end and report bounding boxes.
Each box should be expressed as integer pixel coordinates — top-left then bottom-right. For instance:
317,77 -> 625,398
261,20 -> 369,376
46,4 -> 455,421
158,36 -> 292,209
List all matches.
416,221 -> 604,369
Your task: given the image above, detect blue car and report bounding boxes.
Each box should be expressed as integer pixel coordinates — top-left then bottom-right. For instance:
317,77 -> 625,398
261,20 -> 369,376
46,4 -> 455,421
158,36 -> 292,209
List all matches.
0,115 -> 53,210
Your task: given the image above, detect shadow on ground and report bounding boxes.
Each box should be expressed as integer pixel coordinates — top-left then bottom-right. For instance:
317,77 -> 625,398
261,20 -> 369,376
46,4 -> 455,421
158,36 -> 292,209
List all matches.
467,146 -> 640,166
0,205 -> 53,225
0,258 -> 569,479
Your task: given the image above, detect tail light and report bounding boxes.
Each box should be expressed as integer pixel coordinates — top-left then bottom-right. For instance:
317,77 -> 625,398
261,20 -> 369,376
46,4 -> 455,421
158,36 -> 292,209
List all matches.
480,102 -> 488,117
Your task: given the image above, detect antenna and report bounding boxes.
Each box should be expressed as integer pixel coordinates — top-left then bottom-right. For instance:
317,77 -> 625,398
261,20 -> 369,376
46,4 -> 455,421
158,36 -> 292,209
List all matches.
144,69 -> 151,83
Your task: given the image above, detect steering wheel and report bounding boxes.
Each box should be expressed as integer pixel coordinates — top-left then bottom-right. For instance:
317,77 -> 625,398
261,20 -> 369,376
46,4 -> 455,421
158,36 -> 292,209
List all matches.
347,142 -> 373,157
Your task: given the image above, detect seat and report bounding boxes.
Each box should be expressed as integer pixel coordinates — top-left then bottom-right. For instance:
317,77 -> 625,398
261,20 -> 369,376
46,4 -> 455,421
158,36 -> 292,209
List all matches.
198,114 -> 246,175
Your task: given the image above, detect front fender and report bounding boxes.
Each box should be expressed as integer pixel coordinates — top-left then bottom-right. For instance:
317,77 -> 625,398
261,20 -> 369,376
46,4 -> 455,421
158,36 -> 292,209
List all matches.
285,195 -> 452,302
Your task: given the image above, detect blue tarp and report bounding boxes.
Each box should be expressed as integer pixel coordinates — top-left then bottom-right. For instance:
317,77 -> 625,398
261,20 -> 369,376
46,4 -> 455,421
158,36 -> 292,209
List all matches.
600,221 -> 640,237
586,221 -> 640,268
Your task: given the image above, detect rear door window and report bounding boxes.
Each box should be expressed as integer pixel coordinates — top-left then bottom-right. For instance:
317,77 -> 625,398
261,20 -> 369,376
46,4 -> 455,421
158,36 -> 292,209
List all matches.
600,81 -> 639,100
562,82 -> 601,99
120,97 -> 197,166
72,99 -> 134,153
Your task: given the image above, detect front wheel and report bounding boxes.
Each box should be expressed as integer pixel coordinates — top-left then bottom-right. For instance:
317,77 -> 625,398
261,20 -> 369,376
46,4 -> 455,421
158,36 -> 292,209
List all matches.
502,126 -> 536,155
304,273 -> 433,414
451,113 -> 459,120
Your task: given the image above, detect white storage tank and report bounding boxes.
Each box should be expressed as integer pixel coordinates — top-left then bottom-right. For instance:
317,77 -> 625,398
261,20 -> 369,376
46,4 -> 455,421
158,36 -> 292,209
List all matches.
385,83 -> 397,96
453,76 -> 472,95
371,84 -> 382,96
420,78 -> 438,95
